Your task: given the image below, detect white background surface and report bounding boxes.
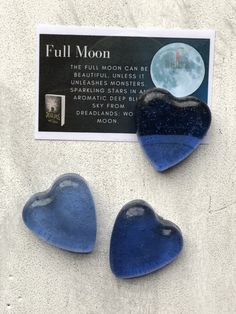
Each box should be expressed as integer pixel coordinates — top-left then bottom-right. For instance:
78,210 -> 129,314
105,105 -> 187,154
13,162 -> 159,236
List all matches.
0,1 -> 236,313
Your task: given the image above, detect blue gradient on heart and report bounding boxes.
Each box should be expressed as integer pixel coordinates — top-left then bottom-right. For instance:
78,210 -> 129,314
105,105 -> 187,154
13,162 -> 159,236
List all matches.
136,88 -> 211,171
139,134 -> 201,171
110,200 -> 183,278
22,174 -> 96,253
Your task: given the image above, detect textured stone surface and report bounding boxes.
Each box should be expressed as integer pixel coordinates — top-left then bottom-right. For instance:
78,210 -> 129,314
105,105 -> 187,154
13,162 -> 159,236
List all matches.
0,0 -> 236,313
110,200 -> 183,278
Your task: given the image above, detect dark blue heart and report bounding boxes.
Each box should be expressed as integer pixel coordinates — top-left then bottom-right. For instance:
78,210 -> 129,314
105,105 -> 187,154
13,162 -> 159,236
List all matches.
110,200 -> 183,278
22,174 -> 96,253
136,88 -> 211,171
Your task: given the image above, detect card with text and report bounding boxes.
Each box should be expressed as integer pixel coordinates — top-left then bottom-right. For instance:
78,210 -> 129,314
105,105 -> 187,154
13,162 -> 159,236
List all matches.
36,25 -> 214,141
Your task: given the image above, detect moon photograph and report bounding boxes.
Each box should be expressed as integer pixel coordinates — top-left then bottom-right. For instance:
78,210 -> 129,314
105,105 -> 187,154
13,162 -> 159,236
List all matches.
150,42 -> 205,97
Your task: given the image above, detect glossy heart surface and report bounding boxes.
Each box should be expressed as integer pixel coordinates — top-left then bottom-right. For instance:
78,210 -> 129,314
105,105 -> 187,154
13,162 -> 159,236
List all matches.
22,174 -> 96,253
136,88 -> 211,171
110,200 -> 183,278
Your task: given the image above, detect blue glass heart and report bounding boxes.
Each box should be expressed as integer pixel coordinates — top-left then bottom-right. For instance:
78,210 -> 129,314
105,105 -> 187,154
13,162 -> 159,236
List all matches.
22,174 -> 96,253
136,88 -> 211,171
110,200 -> 183,278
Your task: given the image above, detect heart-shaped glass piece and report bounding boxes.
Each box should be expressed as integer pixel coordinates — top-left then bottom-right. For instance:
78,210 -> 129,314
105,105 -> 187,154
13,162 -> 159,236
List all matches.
22,174 -> 96,253
136,88 -> 211,171
110,200 -> 183,278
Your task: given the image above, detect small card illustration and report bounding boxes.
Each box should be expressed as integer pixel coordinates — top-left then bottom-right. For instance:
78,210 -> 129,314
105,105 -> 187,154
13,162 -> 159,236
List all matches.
36,25 -> 214,141
45,94 -> 65,126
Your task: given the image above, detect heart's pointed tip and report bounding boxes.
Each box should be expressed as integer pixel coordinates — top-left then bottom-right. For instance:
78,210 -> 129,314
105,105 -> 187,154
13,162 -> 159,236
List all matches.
69,246 -> 95,254
66,238 -> 97,253
111,252 -> 183,279
154,160 -> 183,172
155,164 -> 170,172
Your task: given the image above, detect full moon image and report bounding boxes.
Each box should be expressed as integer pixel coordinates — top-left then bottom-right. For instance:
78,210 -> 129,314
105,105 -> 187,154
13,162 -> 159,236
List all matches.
150,43 -> 205,97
